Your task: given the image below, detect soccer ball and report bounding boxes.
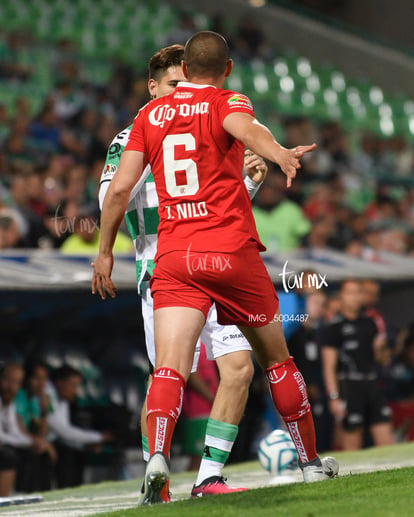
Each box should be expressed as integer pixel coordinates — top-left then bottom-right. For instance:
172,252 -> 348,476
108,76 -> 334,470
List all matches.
257,429 -> 299,478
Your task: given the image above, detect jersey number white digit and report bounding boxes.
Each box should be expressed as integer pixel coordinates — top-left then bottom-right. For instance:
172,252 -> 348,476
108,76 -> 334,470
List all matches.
163,134 -> 199,197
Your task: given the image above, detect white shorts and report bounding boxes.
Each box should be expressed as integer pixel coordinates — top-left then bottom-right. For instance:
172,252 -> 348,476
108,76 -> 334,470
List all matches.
141,287 -> 252,373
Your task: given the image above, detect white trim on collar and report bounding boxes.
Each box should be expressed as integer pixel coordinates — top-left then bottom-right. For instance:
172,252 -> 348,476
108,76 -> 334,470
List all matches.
177,82 -> 216,89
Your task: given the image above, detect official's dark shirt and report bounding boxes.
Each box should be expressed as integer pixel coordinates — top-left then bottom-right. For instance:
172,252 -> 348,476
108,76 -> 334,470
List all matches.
319,313 -> 378,378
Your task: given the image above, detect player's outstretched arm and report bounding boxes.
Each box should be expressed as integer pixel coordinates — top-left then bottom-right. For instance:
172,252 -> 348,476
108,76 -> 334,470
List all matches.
223,112 -> 316,188
91,150 -> 147,300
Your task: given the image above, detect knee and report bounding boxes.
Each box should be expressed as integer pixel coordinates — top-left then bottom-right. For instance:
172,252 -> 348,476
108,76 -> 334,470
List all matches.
219,356 -> 254,390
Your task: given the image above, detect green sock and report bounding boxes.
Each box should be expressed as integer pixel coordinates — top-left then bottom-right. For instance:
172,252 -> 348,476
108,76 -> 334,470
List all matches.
195,418 -> 238,485
142,435 -> 150,462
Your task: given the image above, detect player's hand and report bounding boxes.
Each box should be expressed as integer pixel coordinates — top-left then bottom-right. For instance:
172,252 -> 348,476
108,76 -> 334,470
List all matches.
244,149 -> 268,184
277,143 -> 316,188
91,253 -> 116,300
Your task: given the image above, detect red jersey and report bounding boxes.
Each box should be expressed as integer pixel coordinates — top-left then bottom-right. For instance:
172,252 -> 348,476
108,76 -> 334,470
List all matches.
126,82 -> 265,260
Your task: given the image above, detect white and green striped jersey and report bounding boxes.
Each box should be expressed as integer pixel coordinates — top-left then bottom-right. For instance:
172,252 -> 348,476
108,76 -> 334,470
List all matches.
99,125 -> 158,294
99,126 -> 263,293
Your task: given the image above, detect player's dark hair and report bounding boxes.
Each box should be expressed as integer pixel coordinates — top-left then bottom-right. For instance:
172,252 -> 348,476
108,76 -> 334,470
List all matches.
184,31 -> 229,79
148,44 -> 184,82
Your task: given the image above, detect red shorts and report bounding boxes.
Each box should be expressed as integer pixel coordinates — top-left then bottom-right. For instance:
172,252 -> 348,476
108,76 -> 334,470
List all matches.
150,241 -> 279,327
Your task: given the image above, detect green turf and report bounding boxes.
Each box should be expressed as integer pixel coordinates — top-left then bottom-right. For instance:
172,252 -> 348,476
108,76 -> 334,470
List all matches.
95,467 -> 414,517
1,443 -> 414,516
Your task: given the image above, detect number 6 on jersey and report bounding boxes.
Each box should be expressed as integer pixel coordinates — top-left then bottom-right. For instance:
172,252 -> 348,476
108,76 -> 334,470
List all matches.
163,134 -> 199,197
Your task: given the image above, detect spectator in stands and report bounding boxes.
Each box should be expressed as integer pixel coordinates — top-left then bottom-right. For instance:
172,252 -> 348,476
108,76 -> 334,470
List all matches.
0,104 -> 10,144
47,365 -> 113,488
164,11 -> 197,45
301,214 -> 336,249
234,16 -> 270,62
320,279 -> 393,450
60,206 -> 132,255
15,361 -> 56,492
14,96 -> 31,121
330,203 -> 354,250
252,168 -> 310,252
6,170 -> 50,248
64,164 -> 89,206
28,101 -> 62,154
0,209 -> 25,249
0,363 -> 54,496
0,31 -> 32,82
387,334 -> 414,441
42,200 -> 80,248
3,128 -> 34,169
303,183 -> 335,220
52,81 -> 84,123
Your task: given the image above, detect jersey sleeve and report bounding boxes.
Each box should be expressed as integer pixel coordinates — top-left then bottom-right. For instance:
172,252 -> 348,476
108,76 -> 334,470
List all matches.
217,91 -> 255,124
125,108 -> 146,152
98,134 -> 124,209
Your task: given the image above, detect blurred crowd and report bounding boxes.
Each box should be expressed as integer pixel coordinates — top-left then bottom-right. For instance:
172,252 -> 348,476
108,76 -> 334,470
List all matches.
0,361 -> 135,496
1,13 -> 414,254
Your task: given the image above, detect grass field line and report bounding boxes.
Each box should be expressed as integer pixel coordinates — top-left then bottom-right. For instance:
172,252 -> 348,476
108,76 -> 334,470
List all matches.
1,443 -> 414,516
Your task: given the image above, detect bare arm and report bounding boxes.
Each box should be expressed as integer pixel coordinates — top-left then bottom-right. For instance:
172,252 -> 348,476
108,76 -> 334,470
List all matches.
223,113 -> 316,188
321,346 -> 345,420
91,149 -> 147,299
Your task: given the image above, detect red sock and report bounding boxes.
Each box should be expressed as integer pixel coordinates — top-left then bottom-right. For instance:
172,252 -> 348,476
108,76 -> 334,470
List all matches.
265,357 -> 318,464
147,368 -> 186,458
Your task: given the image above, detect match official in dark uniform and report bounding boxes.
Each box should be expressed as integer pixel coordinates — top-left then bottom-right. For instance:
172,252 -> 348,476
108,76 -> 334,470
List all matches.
320,279 -> 393,450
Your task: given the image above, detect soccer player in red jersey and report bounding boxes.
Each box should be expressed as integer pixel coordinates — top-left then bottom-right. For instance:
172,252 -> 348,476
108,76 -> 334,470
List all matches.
92,31 -> 338,504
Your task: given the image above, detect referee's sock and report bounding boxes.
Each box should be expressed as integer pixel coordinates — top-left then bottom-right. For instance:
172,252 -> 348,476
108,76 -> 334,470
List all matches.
195,418 -> 238,486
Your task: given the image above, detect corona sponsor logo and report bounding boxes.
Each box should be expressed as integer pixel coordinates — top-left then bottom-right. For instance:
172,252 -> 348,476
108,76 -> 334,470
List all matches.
149,104 -> 176,127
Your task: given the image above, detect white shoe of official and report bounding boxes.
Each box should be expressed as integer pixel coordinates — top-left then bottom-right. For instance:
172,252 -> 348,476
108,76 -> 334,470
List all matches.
137,452 -> 170,506
301,456 -> 339,483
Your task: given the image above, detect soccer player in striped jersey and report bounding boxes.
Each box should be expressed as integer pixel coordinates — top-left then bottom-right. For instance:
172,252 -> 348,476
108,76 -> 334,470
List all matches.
98,44 -> 268,501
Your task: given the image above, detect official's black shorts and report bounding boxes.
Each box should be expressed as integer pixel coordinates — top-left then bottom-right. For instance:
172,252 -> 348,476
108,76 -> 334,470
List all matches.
339,379 -> 392,431
0,445 -> 19,471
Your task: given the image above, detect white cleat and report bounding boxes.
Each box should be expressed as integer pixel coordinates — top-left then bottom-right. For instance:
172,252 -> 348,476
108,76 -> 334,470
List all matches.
137,452 -> 170,506
301,456 -> 339,483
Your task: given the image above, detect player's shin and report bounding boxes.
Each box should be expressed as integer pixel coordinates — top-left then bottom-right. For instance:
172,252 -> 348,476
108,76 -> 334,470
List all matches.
265,357 -> 318,464
146,368 -> 186,458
